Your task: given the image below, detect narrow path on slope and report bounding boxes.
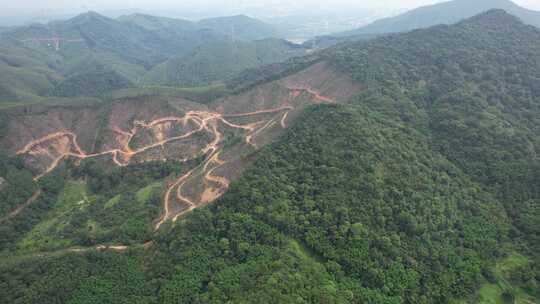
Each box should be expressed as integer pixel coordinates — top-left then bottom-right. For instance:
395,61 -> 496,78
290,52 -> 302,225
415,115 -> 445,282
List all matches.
0,190 -> 42,224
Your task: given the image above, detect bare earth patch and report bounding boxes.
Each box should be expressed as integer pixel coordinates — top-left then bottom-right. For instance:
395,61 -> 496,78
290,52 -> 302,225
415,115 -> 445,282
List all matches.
3,61 -> 362,229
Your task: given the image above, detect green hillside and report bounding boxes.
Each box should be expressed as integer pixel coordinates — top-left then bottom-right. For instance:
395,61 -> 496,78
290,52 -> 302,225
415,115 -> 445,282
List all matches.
0,37 -> 62,101
325,9 -> 540,207
144,38 -> 308,87
7,12 -> 168,66
325,9 -> 540,302
0,103 -> 523,303
53,65 -> 133,98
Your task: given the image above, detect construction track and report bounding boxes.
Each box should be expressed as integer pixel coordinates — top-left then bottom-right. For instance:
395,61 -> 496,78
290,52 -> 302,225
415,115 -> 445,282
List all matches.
15,87 -> 334,229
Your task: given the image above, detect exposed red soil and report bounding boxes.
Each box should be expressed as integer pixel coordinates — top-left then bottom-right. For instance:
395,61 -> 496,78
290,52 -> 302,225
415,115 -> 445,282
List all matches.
6,61 -> 362,229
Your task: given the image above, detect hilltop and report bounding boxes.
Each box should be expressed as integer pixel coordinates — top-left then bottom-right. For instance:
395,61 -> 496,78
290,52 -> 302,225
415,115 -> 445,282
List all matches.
338,0 -> 540,36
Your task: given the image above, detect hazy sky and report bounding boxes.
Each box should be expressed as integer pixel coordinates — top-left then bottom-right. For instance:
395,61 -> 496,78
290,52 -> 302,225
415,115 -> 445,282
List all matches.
2,0 -> 540,17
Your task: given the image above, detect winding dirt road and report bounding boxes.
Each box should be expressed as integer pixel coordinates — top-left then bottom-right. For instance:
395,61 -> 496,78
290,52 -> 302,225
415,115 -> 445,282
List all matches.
16,87 -> 334,229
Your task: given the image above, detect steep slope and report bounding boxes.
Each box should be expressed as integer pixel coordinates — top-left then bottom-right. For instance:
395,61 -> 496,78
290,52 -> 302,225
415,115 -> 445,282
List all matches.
7,12 -> 168,66
0,61 -> 361,240
144,38 -> 308,87
325,9 -> 540,200
325,9 -> 540,301
0,104 -> 510,303
0,36 -> 62,102
53,65 -> 133,97
0,12 -> 164,102
339,0 -> 540,36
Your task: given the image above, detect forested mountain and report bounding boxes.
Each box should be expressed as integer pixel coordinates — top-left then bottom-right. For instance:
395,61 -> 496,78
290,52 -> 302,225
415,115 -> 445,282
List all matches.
0,8 -> 539,304
323,9 -> 540,301
0,12 -> 170,103
339,0 -> 540,36
0,38 -> 60,102
144,38 -> 308,87
6,12 -> 279,65
120,13 -> 279,41
0,11 -> 284,104
8,11 -> 171,65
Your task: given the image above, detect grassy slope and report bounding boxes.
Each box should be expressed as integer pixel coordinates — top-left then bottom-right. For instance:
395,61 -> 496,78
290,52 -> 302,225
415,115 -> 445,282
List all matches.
455,251 -> 536,304
19,181 -> 88,251
0,102 -> 533,303
150,104 -> 509,303
0,40 -> 61,102
0,12 -> 288,104
1,9 -> 540,304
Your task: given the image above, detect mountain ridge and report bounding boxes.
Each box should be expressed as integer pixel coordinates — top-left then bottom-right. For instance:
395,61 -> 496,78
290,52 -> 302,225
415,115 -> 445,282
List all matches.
144,38 -> 308,87
0,11 -> 286,104
338,0 -> 540,36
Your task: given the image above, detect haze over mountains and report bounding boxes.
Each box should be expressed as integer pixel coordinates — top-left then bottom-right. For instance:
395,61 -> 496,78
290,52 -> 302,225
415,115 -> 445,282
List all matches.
0,1 -> 540,304
0,11 -> 306,103
339,0 -> 540,36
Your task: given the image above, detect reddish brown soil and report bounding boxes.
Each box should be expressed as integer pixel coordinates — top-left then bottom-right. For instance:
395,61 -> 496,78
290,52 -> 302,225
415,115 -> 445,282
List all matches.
4,61 -> 362,229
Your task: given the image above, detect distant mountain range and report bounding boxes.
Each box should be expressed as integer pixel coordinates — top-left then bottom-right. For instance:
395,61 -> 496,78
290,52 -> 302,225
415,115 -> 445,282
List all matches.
1,9 -> 540,304
120,13 -> 281,42
338,0 -> 540,36
0,12 -> 294,103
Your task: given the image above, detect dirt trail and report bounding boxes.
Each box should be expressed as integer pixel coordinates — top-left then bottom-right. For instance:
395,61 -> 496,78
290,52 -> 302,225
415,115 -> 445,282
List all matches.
16,87 -> 335,229
155,167 -> 197,230
302,88 -> 335,103
280,111 -> 290,128
0,190 -> 42,224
